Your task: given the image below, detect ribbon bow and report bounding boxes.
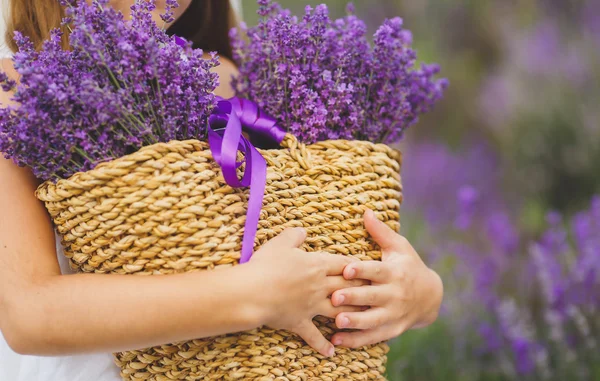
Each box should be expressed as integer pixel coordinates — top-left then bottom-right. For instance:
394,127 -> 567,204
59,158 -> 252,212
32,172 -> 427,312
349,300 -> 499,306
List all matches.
208,98 -> 286,263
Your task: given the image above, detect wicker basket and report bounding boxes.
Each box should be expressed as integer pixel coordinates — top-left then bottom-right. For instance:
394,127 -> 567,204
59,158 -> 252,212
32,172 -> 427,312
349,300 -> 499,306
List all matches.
36,134 -> 403,381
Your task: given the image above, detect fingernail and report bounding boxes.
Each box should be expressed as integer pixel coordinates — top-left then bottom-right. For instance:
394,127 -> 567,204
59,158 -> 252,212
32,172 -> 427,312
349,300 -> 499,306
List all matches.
367,209 -> 384,224
337,294 -> 345,305
332,337 -> 342,345
339,316 -> 350,328
346,267 -> 356,279
327,345 -> 335,357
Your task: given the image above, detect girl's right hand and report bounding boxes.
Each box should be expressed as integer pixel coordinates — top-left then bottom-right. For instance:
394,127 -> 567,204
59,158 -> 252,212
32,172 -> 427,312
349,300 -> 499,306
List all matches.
246,228 -> 365,357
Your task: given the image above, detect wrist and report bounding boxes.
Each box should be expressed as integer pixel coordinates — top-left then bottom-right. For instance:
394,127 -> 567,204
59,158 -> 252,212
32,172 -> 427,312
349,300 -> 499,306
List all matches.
424,268 -> 443,324
414,268 -> 443,329
233,262 -> 272,329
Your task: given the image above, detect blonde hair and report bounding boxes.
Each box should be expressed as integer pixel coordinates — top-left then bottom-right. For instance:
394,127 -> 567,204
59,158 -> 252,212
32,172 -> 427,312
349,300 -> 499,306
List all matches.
5,0 -> 235,60
6,0 -> 68,53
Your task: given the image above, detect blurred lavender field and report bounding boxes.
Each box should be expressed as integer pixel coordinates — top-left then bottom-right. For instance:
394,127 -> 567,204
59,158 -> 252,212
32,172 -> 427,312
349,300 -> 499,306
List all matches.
241,1 -> 600,380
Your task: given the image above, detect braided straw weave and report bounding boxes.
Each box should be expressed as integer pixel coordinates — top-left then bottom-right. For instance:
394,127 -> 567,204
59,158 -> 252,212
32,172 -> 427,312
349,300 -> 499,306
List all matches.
36,134 -> 403,381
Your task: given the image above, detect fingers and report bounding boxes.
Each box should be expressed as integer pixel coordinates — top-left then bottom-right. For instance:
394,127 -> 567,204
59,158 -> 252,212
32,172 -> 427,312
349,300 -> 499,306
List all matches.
364,209 -> 410,253
294,321 -> 335,357
331,324 -> 402,348
325,276 -> 369,294
331,285 -> 390,307
260,228 -> 306,252
317,300 -> 364,319
335,307 -> 389,330
343,260 -> 392,283
313,252 -> 354,275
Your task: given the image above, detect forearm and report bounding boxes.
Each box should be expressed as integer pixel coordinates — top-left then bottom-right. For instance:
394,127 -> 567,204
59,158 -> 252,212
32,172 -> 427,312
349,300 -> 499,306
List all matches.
5,266 -> 265,356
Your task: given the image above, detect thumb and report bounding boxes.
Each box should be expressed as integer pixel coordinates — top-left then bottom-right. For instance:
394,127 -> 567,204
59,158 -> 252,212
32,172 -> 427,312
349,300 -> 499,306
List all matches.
364,209 -> 405,256
259,227 -> 307,253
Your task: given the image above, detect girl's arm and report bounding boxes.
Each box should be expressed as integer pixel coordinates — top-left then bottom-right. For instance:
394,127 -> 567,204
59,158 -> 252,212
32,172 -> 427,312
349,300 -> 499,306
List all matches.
0,59 -> 361,358
0,146 -> 361,358
0,171 -> 263,354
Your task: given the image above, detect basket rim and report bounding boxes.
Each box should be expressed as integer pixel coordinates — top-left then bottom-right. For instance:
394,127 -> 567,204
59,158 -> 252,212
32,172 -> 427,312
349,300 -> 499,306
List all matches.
36,136 -> 402,199
36,139 -> 207,195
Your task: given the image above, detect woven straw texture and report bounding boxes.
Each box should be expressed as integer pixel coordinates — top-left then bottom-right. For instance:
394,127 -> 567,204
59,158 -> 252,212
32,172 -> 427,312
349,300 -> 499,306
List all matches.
36,134 -> 403,381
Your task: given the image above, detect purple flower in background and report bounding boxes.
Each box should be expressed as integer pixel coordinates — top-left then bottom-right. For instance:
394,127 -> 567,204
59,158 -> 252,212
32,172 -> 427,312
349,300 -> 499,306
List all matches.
479,73 -> 518,129
455,185 -> 479,230
583,0 -> 600,48
447,196 -> 599,376
405,135 -> 599,376
511,338 -> 538,374
485,211 -> 519,254
401,138 -> 507,229
570,196 -> 600,308
0,0 -> 218,181
523,21 -> 561,77
231,0 -> 447,144
478,322 -> 503,352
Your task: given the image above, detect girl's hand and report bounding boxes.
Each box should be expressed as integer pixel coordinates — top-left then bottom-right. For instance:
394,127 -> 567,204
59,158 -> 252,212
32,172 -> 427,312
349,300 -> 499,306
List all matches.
248,228 -> 365,357
330,210 -> 443,348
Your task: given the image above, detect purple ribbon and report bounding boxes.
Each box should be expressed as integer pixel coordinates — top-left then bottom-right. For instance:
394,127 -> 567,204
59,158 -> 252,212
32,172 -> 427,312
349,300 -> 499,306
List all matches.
208,98 -> 286,263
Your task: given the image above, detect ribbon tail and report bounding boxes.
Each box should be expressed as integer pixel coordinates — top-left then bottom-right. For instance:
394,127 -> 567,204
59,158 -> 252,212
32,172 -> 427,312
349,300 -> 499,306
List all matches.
239,144 -> 266,264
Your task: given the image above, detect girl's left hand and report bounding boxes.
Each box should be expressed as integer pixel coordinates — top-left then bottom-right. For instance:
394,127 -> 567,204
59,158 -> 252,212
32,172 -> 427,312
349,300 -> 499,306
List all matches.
330,209 -> 443,348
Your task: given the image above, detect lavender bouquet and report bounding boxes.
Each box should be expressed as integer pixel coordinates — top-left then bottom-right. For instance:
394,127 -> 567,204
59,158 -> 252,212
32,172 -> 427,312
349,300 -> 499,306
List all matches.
231,0 -> 448,144
0,0 -> 218,182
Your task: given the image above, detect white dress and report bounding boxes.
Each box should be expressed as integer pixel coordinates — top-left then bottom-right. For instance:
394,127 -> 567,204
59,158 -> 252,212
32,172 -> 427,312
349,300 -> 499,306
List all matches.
0,1 -> 121,380
0,237 -> 122,381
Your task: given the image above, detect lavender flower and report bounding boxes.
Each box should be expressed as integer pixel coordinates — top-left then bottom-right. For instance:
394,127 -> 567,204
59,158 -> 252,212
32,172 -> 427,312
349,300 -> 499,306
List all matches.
400,138 -> 507,230
160,0 -> 180,24
402,138 -> 599,378
0,0 -> 218,181
231,1 -> 447,144
449,195 -> 599,378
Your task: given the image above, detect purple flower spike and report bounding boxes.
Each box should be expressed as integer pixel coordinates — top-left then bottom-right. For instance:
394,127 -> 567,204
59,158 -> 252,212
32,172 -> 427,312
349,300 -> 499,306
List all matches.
231,0 -> 447,144
0,0 -> 219,182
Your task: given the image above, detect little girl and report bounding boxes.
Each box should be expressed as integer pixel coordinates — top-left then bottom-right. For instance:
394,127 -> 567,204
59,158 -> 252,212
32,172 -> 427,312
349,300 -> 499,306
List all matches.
0,1 -> 443,380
